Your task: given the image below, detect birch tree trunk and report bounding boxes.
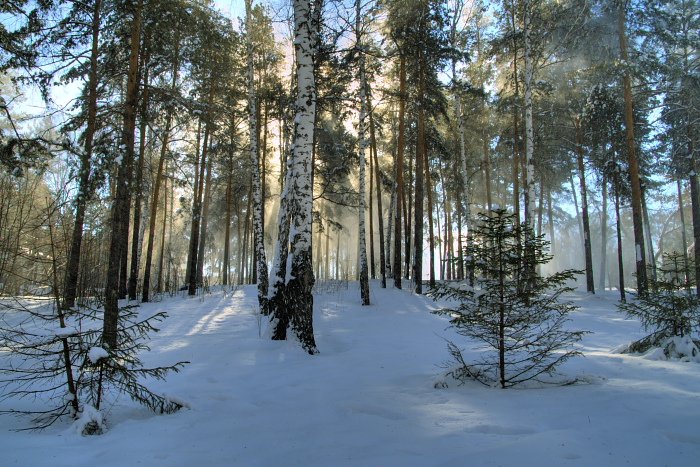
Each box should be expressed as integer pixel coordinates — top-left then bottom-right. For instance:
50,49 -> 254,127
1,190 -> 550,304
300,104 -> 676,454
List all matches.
268,0 -> 318,354
246,0 -> 269,314
356,0 -> 370,305
523,0 -> 536,231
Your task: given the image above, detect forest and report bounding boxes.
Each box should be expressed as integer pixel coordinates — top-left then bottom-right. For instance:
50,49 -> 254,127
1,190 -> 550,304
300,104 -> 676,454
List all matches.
0,0 -> 699,403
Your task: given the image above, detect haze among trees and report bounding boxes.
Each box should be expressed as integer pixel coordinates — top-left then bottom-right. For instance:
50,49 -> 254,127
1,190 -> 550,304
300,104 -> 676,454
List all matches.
0,0 -> 698,353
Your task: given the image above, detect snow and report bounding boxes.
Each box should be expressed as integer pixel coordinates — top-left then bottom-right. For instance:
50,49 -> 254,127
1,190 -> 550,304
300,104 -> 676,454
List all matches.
1,283 -> 699,466
88,347 -> 109,363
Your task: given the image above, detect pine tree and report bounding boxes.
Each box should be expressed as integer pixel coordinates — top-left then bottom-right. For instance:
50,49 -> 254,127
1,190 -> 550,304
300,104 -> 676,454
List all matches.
431,208 -> 587,388
617,252 -> 700,359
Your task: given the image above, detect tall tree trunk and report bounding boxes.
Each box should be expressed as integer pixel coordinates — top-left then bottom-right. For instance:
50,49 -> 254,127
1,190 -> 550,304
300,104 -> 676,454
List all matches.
413,48 -> 426,295
677,179 -> 690,285
386,147 -> 395,280
614,177 -> 626,302
187,122 -> 209,295
523,0 -> 536,231
570,175 -> 584,250
599,179 -> 608,291
511,0 -> 520,220
184,121 -> 201,287
357,5 -> 370,305
143,27 -> 179,301
394,53 -> 406,289
641,188 -> 657,285
369,142 -> 376,279
457,202 -> 464,281
104,0 -> 142,349
128,44 -> 150,301
63,0 -> 101,309
370,110 -> 386,288
241,183 -> 252,285
547,188 -> 555,255
268,0 -> 318,354
156,170 -> 167,295
576,119 -> 595,294
223,153 -> 233,287
689,156 -> 700,296
187,121 -> 209,295
618,6 -> 648,295
425,147 -> 434,288
246,0 -> 269,313
196,156 -> 213,287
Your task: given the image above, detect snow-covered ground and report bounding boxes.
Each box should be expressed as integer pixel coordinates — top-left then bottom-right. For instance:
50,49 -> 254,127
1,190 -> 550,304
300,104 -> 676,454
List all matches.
1,281 -> 699,466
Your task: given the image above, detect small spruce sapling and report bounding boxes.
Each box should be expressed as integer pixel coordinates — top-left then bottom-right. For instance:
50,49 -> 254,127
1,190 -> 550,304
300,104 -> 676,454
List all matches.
0,301 -> 188,433
616,252 -> 700,360
431,209 -> 588,388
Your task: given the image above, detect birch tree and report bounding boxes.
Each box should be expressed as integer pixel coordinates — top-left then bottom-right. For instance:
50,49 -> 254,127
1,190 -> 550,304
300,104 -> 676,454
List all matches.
356,0 -> 370,305
267,0 -> 319,354
246,0 -> 269,313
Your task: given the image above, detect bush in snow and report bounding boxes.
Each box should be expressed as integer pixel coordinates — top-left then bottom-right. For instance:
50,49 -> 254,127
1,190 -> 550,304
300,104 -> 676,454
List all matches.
430,209 -> 588,388
0,299 -> 187,433
617,252 -> 700,361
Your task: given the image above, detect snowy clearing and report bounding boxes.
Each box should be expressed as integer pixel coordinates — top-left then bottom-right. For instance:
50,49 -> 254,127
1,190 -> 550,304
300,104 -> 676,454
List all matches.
1,281 -> 699,466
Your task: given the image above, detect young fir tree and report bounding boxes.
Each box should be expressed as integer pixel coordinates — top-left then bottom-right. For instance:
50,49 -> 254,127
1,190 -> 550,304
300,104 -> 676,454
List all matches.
0,300 -> 187,433
431,208 -> 587,388
617,252 -> 700,360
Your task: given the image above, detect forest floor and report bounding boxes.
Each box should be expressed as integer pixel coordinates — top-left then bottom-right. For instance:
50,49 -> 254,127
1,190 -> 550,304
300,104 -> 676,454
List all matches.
1,280 -> 699,466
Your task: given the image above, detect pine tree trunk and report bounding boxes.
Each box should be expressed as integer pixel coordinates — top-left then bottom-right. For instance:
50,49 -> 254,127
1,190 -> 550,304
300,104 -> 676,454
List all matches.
369,136 -> 375,280
576,119 -> 595,294
142,118 -> 169,301
618,6 -> 648,295
405,150 -> 413,281
128,49 -> 150,301
63,0 -> 101,309
187,122 -> 209,295
599,180 -> 608,291
156,171 -> 167,295
104,0 -> 142,349
570,175 -> 584,250
370,110 -> 386,288
413,49 -> 426,295
425,148 -> 435,288
223,154 -> 233,287
547,188 -> 555,255
196,157 -> 213,287
614,179 -> 626,302
386,149 -> 395,280
689,160 -> 700,296
394,53 -> 406,289
143,29 -> 179,300
641,188 -> 657,284
677,179 -> 690,284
